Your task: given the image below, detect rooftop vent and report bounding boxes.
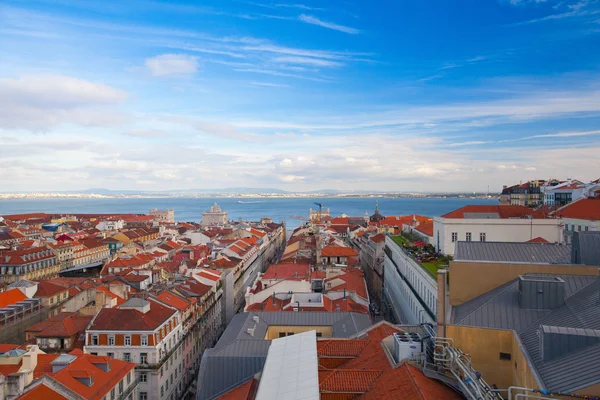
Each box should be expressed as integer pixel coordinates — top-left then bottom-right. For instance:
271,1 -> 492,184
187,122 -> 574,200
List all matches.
518,275 -> 565,310
540,325 -> 600,362
119,298 -> 151,314
392,332 -> 423,363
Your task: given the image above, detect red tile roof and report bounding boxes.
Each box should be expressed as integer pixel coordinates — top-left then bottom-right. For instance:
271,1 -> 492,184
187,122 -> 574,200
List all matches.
317,323 -> 463,400
415,221 -> 434,237
35,280 -> 68,297
321,246 -> 359,257
320,370 -> 382,392
325,268 -> 368,300
0,288 -> 28,308
554,198 -> 600,221
262,263 -> 311,281
17,383 -> 68,400
527,237 -> 549,243
216,378 -> 257,400
370,233 -> 386,243
26,312 -> 92,338
0,247 -> 56,265
0,344 -> 20,353
156,291 -> 191,311
441,205 -> 545,219
88,298 -> 176,331
50,354 -> 135,400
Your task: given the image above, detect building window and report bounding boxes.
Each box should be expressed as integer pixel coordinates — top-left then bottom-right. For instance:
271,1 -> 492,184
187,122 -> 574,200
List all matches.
140,393 -> 148,400
50,297 -> 54,304
585,226 -> 589,231
578,225 -> 582,231
287,332 -> 294,336
160,386 -> 164,397
124,353 -> 131,362
499,352 -> 512,361
92,335 -> 98,345
140,353 -> 148,364
466,232 -> 472,241
108,335 -> 115,346
127,371 -> 131,385
111,388 -> 115,400
125,335 -> 131,346
107,352 -> 114,358
141,335 -> 148,346
480,232 -> 486,242
119,381 -> 123,394
451,232 -> 458,242
140,373 -> 147,383
316,332 -> 322,337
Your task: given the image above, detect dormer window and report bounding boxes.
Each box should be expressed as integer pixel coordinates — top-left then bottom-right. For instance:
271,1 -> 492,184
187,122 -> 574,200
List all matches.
141,335 -> 148,346
108,335 -> 115,346
124,335 -> 131,346
91,335 -> 98,345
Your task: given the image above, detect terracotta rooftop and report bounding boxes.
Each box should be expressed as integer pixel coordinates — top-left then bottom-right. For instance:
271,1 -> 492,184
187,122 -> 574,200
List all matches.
35,280 -> 68,297
88,298 -> 176,331
317,323 -> 463,400
262,263 -> 311,281
441,205 -> 545,219
26,312 -> 92,338
554,197 -> 600,221
415,221 -> 434,237
527,237 -> 549,243
216,378 -> 257,400
321,246 -> 359,257
17,383 -> 68,400
156,290 -> 191,311
0,288 -> 28,308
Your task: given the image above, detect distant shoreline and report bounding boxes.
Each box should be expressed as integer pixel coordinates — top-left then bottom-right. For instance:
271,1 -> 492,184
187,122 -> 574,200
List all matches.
0,193 -> 499,200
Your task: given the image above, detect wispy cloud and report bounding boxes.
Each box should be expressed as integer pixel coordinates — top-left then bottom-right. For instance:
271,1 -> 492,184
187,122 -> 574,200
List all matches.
272,56 -> 344,67
298,14 -> 360,34
510,6 -> 600,25
243,2 -> 324,11
234,68 -> 333,82
249,81 -> 290,88
417,74 -> 444,82
500,129 -> 600,142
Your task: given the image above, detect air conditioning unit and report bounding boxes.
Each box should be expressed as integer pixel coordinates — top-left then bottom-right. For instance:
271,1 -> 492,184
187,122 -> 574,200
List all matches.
392,332 -> 423,364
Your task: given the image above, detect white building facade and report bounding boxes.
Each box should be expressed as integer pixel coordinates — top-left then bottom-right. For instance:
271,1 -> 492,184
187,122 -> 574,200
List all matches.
433,217 -> 563,256
85,298 -> 185,400
382,236 -> 437,325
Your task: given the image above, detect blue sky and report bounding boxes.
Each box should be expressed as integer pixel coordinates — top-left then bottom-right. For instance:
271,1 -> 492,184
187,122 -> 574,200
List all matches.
1,0 -> 599,192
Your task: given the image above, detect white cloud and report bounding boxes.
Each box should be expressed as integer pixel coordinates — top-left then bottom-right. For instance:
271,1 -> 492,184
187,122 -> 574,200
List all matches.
298,14 -> 360,34
145,54 -> 199,77
124,129 -> 168,138
0,75 -> 127,130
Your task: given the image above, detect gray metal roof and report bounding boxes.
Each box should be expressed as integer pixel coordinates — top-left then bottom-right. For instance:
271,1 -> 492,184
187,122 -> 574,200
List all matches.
454,241 -> 572,264
196,312 -> 371,400
452,273 -> 600,392
571,231 -> 600,266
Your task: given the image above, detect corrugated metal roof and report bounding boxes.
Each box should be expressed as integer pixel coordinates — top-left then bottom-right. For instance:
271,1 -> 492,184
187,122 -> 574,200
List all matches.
571,231 -> 600,266
452,274 -> 600,392
196,312 -> 372,400
454,242 -> 572,264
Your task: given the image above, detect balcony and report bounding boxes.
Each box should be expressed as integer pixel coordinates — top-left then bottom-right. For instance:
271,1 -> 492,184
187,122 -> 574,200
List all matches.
118,377 -> 140,400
